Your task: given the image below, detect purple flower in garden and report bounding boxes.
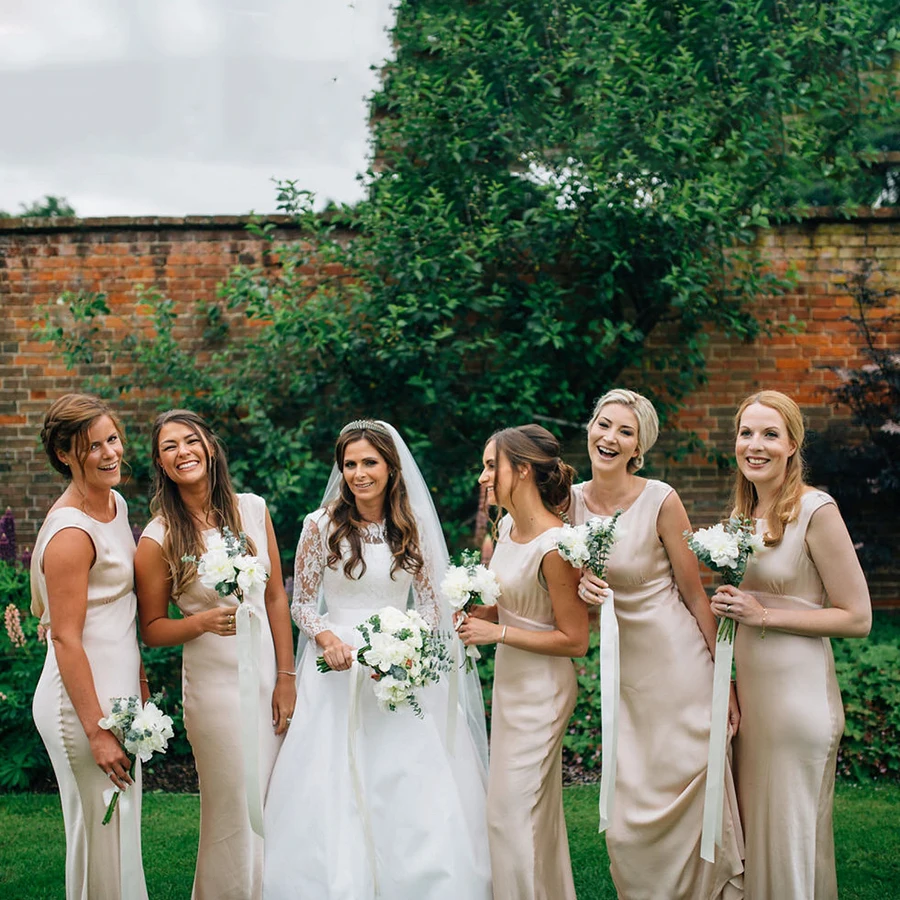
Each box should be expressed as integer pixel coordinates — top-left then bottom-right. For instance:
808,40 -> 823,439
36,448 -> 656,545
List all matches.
131,524 -> 143,546
19,547 -> 32,568
0,507 -> 15,563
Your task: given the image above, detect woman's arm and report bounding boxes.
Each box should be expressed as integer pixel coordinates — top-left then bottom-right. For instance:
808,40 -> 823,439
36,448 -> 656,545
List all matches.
261,509 -> 297,734
135,536 -> 236,646
658,491 -> 720,658
291,517 -> 355,671
44,528 -> 133,790
458,549 -> 589,657
712,502 -> 872,638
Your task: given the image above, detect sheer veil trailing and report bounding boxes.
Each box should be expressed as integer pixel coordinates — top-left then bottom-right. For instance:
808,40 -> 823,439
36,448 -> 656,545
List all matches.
306,421 -> 489,772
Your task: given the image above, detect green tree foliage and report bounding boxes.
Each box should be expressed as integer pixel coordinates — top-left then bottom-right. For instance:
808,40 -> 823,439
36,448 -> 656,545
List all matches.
41,1 -> 898,549
0,195 -> 75,218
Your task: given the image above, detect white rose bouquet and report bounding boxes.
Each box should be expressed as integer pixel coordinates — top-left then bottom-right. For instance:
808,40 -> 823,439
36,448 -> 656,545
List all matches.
557,509 -> 622,579
99,694 -> 175,824
441,549 -> 500,671
685,516 -> 765,642
317,606 -> 451,717
183,526 -> 268,603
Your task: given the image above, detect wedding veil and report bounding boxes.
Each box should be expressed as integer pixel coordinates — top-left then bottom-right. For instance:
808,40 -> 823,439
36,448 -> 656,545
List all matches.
314,421 -> 490,772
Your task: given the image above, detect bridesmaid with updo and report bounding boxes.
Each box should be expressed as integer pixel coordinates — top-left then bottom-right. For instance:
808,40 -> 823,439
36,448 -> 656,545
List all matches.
31,393 -> 149,900
711,390 -> 871,899
458,423 -> 588,900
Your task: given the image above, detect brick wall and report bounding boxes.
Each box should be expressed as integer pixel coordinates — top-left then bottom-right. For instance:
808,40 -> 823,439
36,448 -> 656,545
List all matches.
1,211 -> 898,606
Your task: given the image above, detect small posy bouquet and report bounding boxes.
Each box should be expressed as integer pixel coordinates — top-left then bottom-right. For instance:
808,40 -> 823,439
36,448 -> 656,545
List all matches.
317,606 -> 451,717
557,510 -> 623,579
685,516 -> 765,641
99,694 -> 175,824
183,526 -> 268,603
441,549 -> 501,671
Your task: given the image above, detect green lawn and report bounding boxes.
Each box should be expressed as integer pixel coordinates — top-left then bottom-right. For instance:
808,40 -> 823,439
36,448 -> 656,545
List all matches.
1,783 -> 897,899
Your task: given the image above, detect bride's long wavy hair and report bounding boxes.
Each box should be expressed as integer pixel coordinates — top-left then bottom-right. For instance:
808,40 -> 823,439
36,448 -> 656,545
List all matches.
150,409 -> 254,598
327,421 -> 424,580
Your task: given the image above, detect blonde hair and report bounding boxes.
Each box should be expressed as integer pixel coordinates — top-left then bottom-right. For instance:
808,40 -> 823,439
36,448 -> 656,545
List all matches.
732,390 -> 806,547
588,388 -> 659,473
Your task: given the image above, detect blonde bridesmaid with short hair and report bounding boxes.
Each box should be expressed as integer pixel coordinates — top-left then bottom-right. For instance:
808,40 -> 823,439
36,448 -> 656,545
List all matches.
711,390 -> 871,899
574,388 -> 744,899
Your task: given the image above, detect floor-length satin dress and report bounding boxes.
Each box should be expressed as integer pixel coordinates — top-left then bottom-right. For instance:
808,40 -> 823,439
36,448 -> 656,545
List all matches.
734,491 -> 845,900
31,490 -> 149,900
571,480 -> 744,900
263,509 -> 491,900
141,493 -> 282,900
487,515 -> 578,900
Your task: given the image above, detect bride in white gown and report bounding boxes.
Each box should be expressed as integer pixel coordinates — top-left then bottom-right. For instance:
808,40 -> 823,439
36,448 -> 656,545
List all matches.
263,420 -> 491,900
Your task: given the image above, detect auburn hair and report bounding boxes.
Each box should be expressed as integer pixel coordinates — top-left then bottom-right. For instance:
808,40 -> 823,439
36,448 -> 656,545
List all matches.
732,390 -> 806,547
40,393 -> 126,479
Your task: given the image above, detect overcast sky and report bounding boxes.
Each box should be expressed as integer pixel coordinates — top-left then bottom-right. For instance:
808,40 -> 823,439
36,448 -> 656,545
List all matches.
0,0 -> 396,216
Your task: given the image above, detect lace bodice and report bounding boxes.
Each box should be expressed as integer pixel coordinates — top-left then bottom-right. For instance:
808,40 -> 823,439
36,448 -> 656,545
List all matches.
291,508 -> 440,637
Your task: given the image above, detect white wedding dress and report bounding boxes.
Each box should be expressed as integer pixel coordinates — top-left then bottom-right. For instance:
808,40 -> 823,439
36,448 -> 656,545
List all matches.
263,509 -> 492,900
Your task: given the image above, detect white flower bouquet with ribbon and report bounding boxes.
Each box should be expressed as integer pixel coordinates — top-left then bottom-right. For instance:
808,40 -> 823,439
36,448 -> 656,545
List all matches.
183,525 -> 269,837
557,510 -> 622,834
317,606 -> 451,717
685,515 -> 764,862
99,694 -> 174,825
441,549 -> 500,671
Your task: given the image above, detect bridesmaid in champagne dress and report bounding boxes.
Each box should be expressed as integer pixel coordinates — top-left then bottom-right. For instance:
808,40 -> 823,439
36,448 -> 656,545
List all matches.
459,424 -> 588,900
31,394 -> 149,900
711,391 -> 871,900
574,389 -> 744,899
135,411 -> 296,900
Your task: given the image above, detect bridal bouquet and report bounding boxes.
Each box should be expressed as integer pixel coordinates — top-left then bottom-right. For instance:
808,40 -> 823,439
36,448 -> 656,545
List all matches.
182,526 -> 268,602
557,510 -> 622,579
685,516 -> 765,642
441,549 -> 501,671
317,606 -> 451,717
99,694 -> 175,824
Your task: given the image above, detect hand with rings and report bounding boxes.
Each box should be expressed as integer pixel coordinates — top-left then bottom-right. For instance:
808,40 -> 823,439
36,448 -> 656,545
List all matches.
577,570 -> 609,607
203,605 -> 239,636
711,584 -> 765,627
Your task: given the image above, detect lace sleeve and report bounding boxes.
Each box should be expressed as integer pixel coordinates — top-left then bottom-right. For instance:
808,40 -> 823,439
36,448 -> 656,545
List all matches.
412,549 -> 442,630
290,515 -> 329,639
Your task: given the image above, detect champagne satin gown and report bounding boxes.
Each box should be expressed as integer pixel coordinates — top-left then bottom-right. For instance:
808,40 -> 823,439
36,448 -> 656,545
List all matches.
142,493 -> 282,900
571,480 -> 744,900
734,491 -> 845,900
31,490 -> 149,900
487,515 -> 578,900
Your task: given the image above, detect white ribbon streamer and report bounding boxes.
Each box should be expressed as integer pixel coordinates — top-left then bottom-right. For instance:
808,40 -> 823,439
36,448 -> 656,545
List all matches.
445,635 -> 459,757
103,757 -> 144,899
237,601 -> 265,838
347,661 -> 380,897
598,588 -> 620,833
701,628 -> 735,862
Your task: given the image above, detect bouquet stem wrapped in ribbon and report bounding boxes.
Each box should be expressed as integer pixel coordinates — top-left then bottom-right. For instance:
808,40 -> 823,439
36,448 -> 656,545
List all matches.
557,510 -> 622,833
99,694 -> 174,899
183,526 -> 268,837
441,549 -> 501,672
685,516 -> 764,862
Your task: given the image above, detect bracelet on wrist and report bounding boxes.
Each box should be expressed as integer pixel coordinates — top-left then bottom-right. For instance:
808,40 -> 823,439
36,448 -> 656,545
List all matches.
760,606 -> 769,640
277,669 -> 295,677
500,625 -> 508,645
139,677 -> 149,683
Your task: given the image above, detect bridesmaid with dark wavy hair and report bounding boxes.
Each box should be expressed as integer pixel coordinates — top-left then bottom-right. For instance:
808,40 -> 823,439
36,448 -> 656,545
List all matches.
134,409 -> 295,900
459,423 -> 588,900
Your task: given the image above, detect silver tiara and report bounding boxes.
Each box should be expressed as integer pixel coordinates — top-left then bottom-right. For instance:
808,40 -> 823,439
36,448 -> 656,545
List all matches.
340,419 -> 389,436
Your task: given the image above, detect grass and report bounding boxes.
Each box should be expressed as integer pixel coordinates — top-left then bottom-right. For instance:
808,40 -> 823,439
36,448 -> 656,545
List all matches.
1,782 -> 897,899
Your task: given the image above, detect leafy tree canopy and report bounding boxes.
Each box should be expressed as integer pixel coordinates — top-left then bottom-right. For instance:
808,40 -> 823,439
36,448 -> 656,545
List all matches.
0,195 -> 75,219
42,0 -> 899,549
